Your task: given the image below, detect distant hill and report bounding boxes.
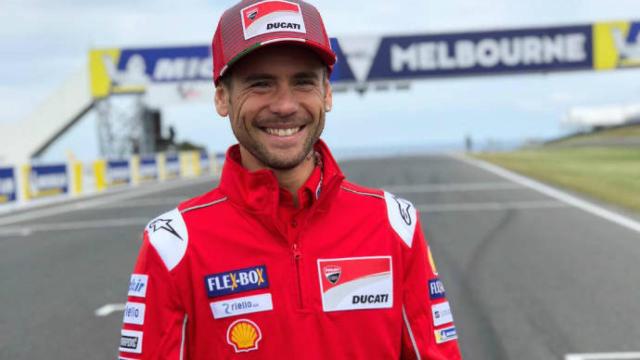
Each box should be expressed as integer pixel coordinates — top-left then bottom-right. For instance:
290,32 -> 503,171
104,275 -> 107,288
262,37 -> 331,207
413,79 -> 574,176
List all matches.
545,123 -> 640,147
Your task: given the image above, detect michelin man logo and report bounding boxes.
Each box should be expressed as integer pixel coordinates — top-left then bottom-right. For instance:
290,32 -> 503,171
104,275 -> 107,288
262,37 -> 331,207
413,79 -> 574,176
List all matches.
612,22 -> 640,65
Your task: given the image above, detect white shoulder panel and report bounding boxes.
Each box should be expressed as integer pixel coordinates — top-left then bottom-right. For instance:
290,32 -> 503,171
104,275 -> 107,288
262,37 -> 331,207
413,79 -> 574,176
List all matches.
384,191 -> 417,248
145,208 -> 189,271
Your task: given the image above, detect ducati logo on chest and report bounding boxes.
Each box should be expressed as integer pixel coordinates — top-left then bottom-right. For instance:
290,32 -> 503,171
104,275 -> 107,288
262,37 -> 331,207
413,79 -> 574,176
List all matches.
317,256 -> 393,312
323,265 -> 341,284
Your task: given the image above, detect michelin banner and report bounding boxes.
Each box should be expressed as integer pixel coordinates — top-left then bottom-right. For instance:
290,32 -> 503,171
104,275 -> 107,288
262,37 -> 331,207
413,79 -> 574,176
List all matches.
22,164 -> 68,200
0,167 -> 17,203
89,20 -> 639,98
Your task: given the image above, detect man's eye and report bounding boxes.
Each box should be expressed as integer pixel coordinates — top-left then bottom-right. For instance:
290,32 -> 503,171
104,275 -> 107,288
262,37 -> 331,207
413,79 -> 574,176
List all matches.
250,81 -> 270,88
296,79 -> 316,87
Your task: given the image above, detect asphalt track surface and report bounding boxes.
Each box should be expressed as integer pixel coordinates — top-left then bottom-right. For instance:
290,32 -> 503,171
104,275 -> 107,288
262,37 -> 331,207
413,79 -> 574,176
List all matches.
1,154 -> 639,360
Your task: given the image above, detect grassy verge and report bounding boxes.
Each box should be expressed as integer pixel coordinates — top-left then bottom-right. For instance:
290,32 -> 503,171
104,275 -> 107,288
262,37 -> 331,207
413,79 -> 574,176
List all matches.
474,147 -> 640,213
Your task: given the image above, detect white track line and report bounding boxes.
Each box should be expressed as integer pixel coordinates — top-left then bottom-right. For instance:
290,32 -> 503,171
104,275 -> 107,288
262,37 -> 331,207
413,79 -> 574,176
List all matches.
452,154 -> 640,234
0,200 -> 568,237
0,218 -> 149,237
565,352 -> 640,360
384,182 -> 522,193
0,177 -> 215,226
416,200 -> 567,213
99,197 -> 186,209
95,303 -> 126,317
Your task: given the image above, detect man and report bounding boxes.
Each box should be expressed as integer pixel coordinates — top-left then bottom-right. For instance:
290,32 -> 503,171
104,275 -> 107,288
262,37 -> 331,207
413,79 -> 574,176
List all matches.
119,0 -> 462,359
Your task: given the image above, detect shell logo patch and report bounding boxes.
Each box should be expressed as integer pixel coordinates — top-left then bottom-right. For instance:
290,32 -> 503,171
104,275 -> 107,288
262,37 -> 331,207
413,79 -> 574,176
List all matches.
226,319 -> 262,353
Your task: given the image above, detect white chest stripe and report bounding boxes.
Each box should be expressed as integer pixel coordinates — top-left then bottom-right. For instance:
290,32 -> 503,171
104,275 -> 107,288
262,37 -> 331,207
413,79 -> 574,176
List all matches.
146,208 -> 188,271
384,191 -> 417,248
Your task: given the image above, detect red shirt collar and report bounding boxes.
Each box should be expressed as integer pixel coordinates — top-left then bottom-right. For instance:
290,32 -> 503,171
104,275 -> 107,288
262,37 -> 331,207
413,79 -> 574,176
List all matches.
219,139 -> 344,213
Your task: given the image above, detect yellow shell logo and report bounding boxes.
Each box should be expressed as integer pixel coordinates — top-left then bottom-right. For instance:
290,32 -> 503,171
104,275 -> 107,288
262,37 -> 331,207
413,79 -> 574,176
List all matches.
226,319 -> 262,352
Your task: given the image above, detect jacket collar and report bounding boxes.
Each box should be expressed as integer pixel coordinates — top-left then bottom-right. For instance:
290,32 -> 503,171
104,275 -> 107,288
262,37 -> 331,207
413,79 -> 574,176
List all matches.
219,139 -> 345,213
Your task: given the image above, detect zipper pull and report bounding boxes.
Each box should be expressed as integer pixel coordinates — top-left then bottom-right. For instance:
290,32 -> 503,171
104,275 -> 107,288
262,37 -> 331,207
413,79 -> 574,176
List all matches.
292,243 -> 301,260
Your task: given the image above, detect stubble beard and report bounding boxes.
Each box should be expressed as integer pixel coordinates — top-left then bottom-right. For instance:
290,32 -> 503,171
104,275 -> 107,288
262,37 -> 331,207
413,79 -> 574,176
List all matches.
232,113 -> 325,171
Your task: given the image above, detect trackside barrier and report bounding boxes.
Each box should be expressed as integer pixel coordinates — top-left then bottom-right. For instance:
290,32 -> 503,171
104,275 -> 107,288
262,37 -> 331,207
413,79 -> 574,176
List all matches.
0,150 -> 219,208
20,164 -> 69,201
179,151 -> 201,178
70,161 -> 83,196
0,167 -> 17,204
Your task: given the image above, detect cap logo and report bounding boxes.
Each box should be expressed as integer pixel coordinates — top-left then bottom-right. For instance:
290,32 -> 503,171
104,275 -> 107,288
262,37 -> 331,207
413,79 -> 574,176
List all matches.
241,0 -> 307,40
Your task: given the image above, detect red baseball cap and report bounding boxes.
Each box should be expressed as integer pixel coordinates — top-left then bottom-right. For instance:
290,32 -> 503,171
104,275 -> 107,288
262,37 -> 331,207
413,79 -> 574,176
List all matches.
211,0 -> 337,85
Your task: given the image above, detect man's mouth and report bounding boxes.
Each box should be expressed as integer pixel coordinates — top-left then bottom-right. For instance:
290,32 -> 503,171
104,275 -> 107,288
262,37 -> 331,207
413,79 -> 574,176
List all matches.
262,126 -> 304,137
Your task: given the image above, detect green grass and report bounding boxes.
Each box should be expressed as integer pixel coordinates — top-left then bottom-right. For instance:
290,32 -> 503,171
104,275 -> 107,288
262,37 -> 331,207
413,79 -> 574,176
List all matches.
475,147 -> 640,213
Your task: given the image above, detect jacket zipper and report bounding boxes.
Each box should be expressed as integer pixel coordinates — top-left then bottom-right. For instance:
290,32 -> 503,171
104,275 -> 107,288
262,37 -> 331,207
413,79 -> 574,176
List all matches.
292,242 -> 304,308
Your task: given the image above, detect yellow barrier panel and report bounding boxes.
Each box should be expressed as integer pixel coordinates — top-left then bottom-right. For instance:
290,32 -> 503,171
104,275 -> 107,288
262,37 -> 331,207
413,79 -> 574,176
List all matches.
179,152 -> 193,178
193,152 -> 202,177
157,153 -> 167,182
93,159 -> 107,192
20,164 -> 31,201
130,155 -> 141,186
70,161 -> 83,196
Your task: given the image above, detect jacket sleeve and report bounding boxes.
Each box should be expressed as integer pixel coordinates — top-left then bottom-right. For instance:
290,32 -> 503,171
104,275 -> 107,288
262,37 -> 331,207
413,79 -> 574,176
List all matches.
119,231 -> 188,360
400,218 -> 462,360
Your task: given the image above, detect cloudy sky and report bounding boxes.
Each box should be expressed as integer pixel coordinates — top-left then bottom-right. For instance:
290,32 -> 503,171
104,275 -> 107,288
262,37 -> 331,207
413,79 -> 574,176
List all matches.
2,0 -> 640,161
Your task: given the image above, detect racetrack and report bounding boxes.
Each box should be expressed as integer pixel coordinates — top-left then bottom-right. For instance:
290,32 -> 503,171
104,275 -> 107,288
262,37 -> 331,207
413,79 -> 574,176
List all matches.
1,154 -> 639,360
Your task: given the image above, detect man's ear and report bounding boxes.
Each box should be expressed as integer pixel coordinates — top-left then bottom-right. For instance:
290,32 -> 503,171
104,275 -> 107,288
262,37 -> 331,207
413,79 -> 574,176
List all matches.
214,85 -> 230,117
324,78 -> 333,112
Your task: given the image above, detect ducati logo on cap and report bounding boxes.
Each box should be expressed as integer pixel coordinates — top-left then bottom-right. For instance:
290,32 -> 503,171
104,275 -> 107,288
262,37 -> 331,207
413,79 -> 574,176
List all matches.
323,265 -> 341,284
241,0 -> 307,40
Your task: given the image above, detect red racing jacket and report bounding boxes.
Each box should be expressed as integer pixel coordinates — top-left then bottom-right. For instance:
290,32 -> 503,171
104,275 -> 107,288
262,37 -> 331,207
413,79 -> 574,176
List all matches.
119,140 -> 462,359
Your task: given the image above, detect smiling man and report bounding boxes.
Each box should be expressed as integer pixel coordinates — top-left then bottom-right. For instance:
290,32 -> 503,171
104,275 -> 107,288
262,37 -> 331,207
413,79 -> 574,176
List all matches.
118,1 -> 462,359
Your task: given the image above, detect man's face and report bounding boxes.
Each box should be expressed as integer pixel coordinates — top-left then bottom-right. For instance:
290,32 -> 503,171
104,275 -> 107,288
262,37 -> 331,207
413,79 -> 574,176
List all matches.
215,45 -> 332,170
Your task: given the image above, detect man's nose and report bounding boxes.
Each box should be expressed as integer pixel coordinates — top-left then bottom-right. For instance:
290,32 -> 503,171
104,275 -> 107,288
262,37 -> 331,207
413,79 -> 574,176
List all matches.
269,85 -> 299,117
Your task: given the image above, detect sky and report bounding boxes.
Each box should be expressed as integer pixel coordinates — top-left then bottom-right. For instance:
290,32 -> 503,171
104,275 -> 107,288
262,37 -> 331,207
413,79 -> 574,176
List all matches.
2,0 -> 640,162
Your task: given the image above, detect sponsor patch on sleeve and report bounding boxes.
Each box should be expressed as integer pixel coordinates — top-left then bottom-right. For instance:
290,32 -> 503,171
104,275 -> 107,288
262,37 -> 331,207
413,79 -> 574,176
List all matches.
128,274 -> 148,298
431,301 -> 454,327
210,293 -> 273,319
123,302 -> 146,325
204,265 -> 269,298
428,278 -> 446,300
119,329 -> 143,354
434,325 -> 458,344
317,256 -> 393,312
241,0 -> 307,40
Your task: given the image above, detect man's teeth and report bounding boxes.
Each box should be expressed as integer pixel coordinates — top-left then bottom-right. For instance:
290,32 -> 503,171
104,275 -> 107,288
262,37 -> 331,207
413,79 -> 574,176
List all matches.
265,127 -> 301,137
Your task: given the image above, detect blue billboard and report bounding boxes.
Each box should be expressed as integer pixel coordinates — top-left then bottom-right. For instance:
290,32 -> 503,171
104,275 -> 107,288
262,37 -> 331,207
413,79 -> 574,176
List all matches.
90,20 -> 639,96
200,152 -> 210,173
107,160 -> 130,186
139,156 -> 158,181
28,164 -> 68,199
166,154 -> 180,179
0,167 -> 17,203
366,25 -> 593,80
